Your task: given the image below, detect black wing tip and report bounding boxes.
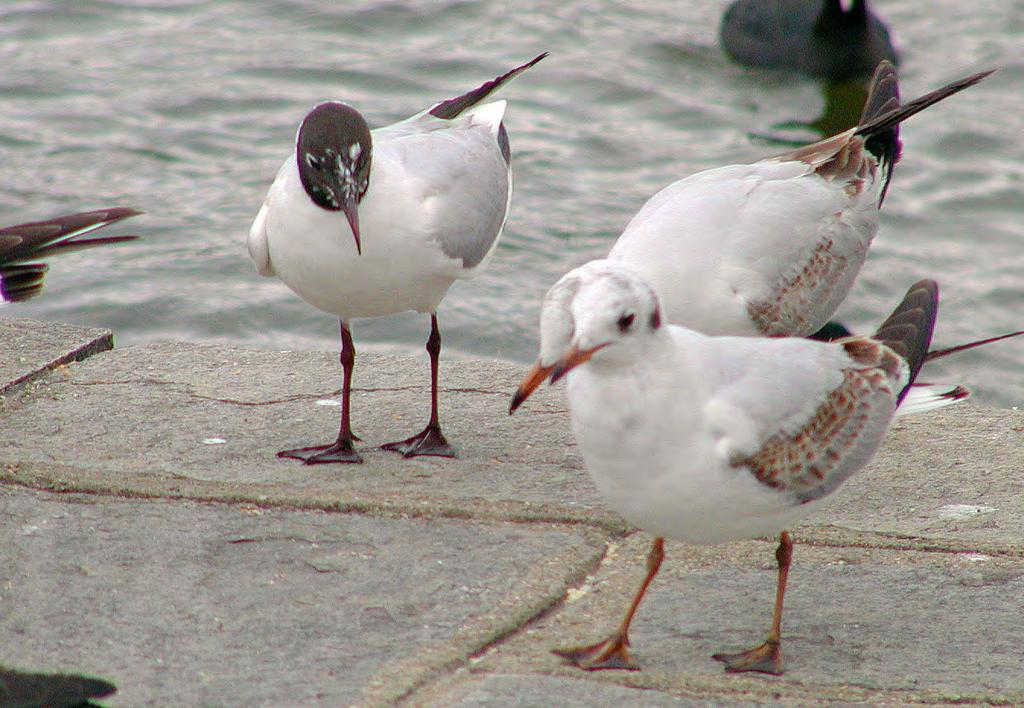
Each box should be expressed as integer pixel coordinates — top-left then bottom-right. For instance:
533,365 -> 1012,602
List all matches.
860,60 -> 901,123
925,328 -> 1024,362
856,65 -> 996,141
72,206 -> 144,221
857,64 -> 995,206
428,52 -> 548,120
874,279 -> 939,401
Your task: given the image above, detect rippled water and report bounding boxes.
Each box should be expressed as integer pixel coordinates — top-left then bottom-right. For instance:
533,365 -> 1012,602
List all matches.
1,0 -> 1022,406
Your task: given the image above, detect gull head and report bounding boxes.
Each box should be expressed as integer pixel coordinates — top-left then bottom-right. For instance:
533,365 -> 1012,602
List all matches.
510,260 -> 663,413
296,101 -> 373,255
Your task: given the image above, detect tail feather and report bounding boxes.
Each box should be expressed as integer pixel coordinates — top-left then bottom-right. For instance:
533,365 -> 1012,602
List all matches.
0,207 -> 141,303
925,329 -> 1024,361
428,52 -> 547,120
895,382 -> 971,417
0,207 -> 141,266
857,61 -> 901,204
873,279 -> 939,403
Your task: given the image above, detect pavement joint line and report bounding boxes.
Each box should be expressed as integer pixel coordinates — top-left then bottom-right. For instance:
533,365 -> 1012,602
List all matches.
793,526 -> 1024,558
65,378 -> 515,404
0,463 -> 632,533
3,463 -> 1016,557
0,332 -> 113,396
363,531 -> 610,707
511,669 -> 1024,706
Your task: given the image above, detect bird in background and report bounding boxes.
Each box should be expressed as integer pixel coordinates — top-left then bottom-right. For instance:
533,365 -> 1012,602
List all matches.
248,53 -> 547,464
511,260 -> 938,675
605,62 -> 990,340
0,208 -> 140,303
721,0 -> 898,80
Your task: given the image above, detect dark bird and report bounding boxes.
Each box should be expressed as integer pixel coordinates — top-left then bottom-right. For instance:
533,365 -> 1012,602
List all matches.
0,208 -> 141,303
0,665 -> 116,707
721,0 -> 898,80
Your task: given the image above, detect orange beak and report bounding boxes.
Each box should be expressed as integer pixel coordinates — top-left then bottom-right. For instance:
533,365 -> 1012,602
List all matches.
509,361 -> 553,414
549,343 -> 606,384
509,342 -> 608,414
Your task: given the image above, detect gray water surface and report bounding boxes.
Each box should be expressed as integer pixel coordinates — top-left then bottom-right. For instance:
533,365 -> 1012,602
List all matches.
1,0 -> 1022,405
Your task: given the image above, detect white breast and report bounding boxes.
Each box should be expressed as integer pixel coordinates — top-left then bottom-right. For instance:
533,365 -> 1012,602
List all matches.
253,112 -> 510,321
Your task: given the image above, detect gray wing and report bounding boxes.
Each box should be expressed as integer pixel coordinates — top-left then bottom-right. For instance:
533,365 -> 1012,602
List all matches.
383,112 -> 512,271
434,155 -> 511,270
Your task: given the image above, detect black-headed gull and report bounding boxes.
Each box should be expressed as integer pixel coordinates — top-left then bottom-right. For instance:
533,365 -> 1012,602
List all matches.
510,260 -> 938,674
0,208 -> 140,303
721,0 -> 897,79
608,62 -> 990,338
248,53 -> 546,464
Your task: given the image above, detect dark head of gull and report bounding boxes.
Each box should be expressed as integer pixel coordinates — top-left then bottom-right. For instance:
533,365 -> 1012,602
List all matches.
296,102 -> 373,254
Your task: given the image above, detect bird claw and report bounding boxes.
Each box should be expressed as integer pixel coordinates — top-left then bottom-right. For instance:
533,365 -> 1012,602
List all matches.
552,634 -> 640,671
380,424 -> 456,458
277,440 -> 363,464
712,638 -> 784,675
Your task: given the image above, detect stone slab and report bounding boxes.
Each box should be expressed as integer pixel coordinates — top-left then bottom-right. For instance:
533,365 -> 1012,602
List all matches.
465,532 -> 1024,704
440,673 -> 705,707
2,341 -> 1023,549
0,316 -> 112,394
0,342 -> 622,528
0,487 -> 602,707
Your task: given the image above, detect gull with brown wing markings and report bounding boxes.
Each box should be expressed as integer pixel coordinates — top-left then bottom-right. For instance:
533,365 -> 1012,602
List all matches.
511,259 -> 938,675
607,62 -> 990,339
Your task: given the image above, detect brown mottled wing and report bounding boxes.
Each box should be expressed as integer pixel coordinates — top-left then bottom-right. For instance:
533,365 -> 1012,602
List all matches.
737,280 -> 939,502
746,234 -> 870,336
736,338 -> 902,503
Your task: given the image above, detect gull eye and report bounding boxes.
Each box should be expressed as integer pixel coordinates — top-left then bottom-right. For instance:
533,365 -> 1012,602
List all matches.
305,153 -> 321,170
617,313 -> 635,332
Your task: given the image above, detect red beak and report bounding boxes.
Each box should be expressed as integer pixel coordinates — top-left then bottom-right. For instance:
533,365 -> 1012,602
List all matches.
342,195 -> 361,255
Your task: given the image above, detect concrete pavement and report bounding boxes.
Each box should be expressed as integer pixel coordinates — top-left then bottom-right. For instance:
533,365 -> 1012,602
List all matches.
1,316 -> 1022,706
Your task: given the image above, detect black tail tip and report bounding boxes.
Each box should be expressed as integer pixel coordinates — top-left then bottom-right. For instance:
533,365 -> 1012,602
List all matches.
874,279 -> 939,401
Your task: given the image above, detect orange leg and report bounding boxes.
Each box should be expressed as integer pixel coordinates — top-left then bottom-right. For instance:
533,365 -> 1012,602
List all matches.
554,537 -> 664,671
712,530 -> 793,675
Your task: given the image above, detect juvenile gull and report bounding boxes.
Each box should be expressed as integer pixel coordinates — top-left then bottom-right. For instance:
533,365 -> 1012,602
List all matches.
511,260 -> 938,675
607,62 -> 990,339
